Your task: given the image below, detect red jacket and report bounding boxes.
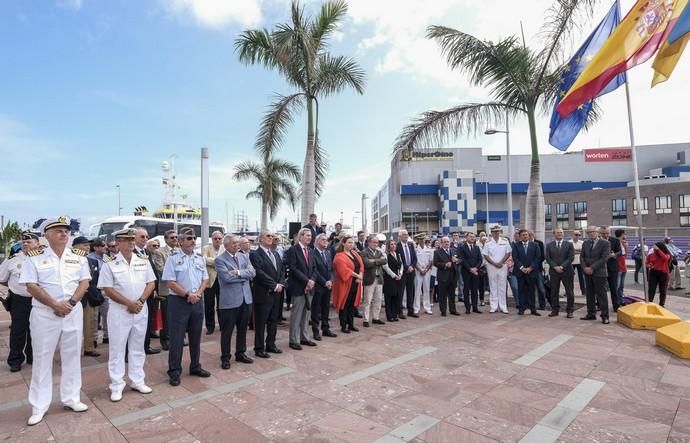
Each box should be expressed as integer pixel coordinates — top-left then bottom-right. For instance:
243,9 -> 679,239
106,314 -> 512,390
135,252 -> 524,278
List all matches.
647,249 -> 671,273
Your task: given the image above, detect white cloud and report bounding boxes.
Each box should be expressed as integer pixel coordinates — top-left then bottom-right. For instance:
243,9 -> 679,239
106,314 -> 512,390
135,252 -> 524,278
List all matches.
57,0 -> 83,10
161,0 -> 263,29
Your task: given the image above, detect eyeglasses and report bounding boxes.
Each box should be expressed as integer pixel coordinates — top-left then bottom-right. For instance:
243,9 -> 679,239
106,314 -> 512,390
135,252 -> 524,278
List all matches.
107,244 -> 117,248
184,236 -> 197,241
151,244 -> 160,248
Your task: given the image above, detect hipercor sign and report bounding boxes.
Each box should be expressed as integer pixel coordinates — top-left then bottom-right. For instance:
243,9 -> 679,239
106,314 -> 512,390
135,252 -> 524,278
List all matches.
583,148 -> 632,162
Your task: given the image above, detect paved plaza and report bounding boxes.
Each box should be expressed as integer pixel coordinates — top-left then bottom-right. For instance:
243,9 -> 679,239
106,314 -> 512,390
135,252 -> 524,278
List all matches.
2,285 -> 690,442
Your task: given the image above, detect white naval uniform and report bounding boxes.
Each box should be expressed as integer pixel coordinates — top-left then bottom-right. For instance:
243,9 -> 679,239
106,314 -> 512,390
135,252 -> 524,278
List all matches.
98,252 -> 156,393
484,237 -> 512,313
0,251 -> 31,297
19,247 -> 91,414
414,245 -> 433,314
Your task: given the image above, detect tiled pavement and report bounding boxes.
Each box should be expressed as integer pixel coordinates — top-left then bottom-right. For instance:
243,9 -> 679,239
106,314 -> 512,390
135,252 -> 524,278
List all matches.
2,287 -> 690,442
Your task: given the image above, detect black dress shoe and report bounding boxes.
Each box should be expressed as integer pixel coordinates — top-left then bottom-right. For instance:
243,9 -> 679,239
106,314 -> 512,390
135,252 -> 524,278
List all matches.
398,314 -> 407,319
300,340 -> 317,347
190,368 -> 211,377
580,315 -> 596,320
323,330 -> 337,337
363,321 -> 370,327
472,309 -> 482,314
255,350 -> 270,359
441,312 -> 447,317
465,309 -> 471,314
221,361 -> 231,370
161,341 -> 169,351
266,346 -> 283,354
313,333 -> 322,341
151,332 -> 160,339
102,338 -> 109,344
531,311 -> 541,316
94,340 -> 98,349
84,350 -> 101,357
169,377 -> 180,386
372,319 -> 385,325
450,312 -> 460,316
518,310 -> 525,315
236,353 -> 254,364
145,348 -> 161,355
354,312 -> 363,318
9,365 -> 21,372
602,317 -> 610,324
566,312 -> 573,318
548,312 -> 559,317
341,327 -> 351,334
392,318 -> 399,321
289,343 -> 303,350
408,313 -> 419,318
205,329 -> 214,335
349,326 -> 359,332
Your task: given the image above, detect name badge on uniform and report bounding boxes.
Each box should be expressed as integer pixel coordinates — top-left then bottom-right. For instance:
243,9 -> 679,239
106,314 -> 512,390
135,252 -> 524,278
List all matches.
65,259 -> 79,264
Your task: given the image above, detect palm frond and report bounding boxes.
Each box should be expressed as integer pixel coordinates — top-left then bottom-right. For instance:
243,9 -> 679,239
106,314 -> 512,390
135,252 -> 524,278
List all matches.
313,54 -> 366,97
245,190 -> 263,200
232,161 -> 264,181
234,29 -> 277,67
255,93 -> 306,159
393,102 -> 517,153
310,0 -> 348,51
268,158 -> 302,183
313,133 -> 328,196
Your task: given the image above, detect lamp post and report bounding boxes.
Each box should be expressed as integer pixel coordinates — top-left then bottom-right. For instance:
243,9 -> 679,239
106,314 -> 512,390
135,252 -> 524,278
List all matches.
426,208 -> 430,235
474,172 -> 490,230
353,211 -> 361,235
485,111 -> 512,237
116,185 -> 122,216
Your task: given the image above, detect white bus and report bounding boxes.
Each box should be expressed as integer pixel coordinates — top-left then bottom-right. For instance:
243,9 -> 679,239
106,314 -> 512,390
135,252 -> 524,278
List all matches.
90,215 -> 226,241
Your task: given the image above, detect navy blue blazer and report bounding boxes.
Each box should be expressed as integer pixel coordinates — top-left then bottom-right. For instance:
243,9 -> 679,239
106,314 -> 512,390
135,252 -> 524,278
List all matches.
397,240 -> 418,271
249,247 -> 284,305
460,243 -> 483,271
312,247 -> 333,291
511,241 -> 541,279
286,243 -> 316,297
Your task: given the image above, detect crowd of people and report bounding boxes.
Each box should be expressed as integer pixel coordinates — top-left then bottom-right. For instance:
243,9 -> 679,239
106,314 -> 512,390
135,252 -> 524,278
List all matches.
1,213 -> 689,426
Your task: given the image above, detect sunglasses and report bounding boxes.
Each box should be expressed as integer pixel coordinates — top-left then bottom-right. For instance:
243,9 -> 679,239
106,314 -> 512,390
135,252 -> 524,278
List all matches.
151,244 -> 160,248
184,236 -> 197,241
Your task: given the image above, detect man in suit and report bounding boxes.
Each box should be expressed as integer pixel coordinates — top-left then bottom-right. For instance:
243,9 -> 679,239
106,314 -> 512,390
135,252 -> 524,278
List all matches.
72,236 -> 101,358
529,230 -> 547,310
286,228 -> 317,350
600,226 -> 622,311
460,232 -> 483,314
250,231 -> 285,358
397,229 -> 418,318
361,235 -> 388,327
311,233 -> 337,340
152,230 -> 178,351
215,234 -> 256,369
451,231 -> 464,302
544,228 -> 575,318
433,236 -> 460,316
512,229 -> 542,316
580,226 -> 611,324
355,231 -> 366,252
133,228 -> 161,355
302,214 -> 324,248
202,231 -> 223,335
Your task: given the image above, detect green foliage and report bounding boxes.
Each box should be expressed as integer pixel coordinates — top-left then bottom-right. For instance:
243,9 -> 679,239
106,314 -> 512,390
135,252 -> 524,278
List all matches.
0,221 -> 22,255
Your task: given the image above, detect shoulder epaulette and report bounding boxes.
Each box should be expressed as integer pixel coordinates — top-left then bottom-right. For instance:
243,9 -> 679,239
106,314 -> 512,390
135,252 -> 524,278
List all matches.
103,255 -> 114,263
135,252 -> 148,260
26,249 -> 44,257
71,248 -> 87,257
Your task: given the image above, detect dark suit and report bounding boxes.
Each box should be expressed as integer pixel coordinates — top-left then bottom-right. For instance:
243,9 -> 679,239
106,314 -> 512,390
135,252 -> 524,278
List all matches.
581,238 -> 611,318
302,224 -> 325,248
605,236 -> 622,310
534,239 -> 547,309
433,247 -> 458,315
355,240 -> 366,252
286,243 -> 316,344
397,240 -> 417,315
545,240 -> 575,314
312,247 -> 334,335
512,241 -> 540,313
249,247 -> 285,352
460,243 -> 483,312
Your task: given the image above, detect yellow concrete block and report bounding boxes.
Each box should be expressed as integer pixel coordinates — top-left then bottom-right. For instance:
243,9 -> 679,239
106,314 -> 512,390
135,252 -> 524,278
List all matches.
616,302 -> 681,330
656,321 -> 690,359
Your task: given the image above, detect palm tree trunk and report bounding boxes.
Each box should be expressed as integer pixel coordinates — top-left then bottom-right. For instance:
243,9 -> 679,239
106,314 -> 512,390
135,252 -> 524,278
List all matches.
524,108 -> 545,241
300,97 -> 317,225
260,200 -> 269,232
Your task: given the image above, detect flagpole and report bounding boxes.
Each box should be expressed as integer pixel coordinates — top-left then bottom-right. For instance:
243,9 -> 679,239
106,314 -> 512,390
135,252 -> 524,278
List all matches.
623,78 -> 649,301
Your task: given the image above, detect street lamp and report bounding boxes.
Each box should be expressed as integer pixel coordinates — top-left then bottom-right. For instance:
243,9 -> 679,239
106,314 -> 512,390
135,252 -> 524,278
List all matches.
353,211 -> 361,235
115,185 -> 122,216
485,110 -> 512,238
474,172 -> 490,230
426,208 -> 430,236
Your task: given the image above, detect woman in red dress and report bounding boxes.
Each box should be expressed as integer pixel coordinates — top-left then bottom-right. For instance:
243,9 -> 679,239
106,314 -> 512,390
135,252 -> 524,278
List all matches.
332,235 -> 363,333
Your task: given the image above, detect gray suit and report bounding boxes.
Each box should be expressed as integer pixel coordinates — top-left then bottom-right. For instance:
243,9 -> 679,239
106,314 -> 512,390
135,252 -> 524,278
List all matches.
215,251 -> 256,363
545,240 -> 575,314
581,238 -> 611,318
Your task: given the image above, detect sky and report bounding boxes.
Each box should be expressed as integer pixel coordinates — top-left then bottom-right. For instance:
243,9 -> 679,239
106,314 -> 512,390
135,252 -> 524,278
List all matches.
1,0 -> 689,233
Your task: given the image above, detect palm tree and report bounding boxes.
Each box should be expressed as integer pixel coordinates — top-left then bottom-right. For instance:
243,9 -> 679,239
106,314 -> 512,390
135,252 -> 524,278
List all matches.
394,0 -> 599,240
235,0 -> 366,224
233,156 -> 301,232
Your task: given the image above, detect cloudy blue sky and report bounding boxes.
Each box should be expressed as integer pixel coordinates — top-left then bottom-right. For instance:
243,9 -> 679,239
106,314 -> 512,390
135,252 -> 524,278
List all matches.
1,0 -> 688,232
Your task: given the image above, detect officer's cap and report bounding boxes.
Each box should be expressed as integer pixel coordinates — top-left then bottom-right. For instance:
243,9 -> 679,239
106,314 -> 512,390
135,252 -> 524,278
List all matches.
113,228 -> 137,240
179,227 -> 195,237
414,233 -> 427,240
490,224 -> 503,232
21,231 -> 39,241
72,236 -> 90,246
39,216 -> 71,234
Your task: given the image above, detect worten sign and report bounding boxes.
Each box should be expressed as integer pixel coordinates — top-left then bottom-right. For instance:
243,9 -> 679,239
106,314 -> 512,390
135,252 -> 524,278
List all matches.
402,150 -> 454,161
583,148 -> 632,162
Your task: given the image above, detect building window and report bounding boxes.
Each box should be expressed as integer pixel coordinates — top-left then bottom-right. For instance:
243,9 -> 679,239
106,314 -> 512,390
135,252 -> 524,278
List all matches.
556,203 -> 569,229
655,195 -> 672,214
633,197 -> 648,215
612,199 -> 627,225
680,194 -> 690,227
574,201 -> 587,230
545,204 -> 552,230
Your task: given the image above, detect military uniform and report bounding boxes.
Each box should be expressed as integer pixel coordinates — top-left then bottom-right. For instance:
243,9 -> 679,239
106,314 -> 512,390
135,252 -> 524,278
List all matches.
18,217 -> 91,425
161,229 -> 209,384
98,228 -> 157,401
414,235 -> 433,315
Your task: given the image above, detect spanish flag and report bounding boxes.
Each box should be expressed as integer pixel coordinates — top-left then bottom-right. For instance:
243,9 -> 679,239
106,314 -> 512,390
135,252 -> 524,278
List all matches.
557,0 -> 677,117
652,1 -> 690,85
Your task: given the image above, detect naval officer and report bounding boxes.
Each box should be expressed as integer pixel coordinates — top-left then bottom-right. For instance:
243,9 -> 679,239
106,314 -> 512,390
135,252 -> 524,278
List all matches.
98,228 -> 157,401
161,227 -> 210,386
19,216 -> 91,426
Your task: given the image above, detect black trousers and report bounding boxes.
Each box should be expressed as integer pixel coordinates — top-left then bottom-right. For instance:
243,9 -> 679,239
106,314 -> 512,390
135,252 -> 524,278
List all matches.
7,292 -> 32,367
648,269 -> 669,306
549,270 -> 575,314
204,279 -> 220,331
462,269 -> 479,311
339,285 -> 357,328
254,295 -> 281,351
517,275 -> 537,313
144,295 -> 157,351
437,279 -> 457,315
218,301 -> 250,363
607,270 -> 620,309
383,280 -> 402,321
573,264 -> 586,293
634,259 -> 643,283
311,287 -> 332,333
167,295 -> 203,378
401,271 -> 415,315
478,272 -> 486,303
585,274 -> 609,318
159,297 -> 169,346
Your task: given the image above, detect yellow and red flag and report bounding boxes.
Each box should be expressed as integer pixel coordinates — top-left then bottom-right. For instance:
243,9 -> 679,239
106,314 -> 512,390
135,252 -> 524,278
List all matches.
652,0 -> 690,85
557,0 -> 677,117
